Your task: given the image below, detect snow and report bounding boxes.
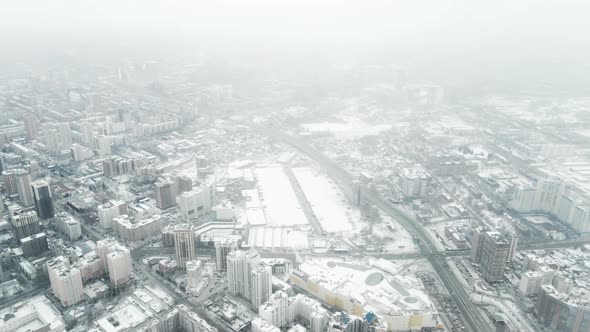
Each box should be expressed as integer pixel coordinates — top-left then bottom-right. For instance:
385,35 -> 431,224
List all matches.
293,167 -> 354,233
256,167 -> 308,226
300,116 -> 391,138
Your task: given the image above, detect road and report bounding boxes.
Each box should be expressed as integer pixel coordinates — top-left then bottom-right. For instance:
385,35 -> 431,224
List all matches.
255,125 -> 492,332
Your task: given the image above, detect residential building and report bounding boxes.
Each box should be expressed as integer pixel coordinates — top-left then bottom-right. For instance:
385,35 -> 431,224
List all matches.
155,179 -> 176,210
214,237 -> 238,271
97,200 -> 128,229
174,224 -> 196,269
47,256 -> 84,306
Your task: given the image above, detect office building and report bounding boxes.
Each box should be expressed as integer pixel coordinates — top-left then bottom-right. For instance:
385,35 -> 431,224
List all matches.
97,200 -> 128,229
23,112 -> 38,141
174,224 -> 196,269
155,179 -> 176,210
12,210 -> 40,240
31,180 -> 54,220
20,232 -> 48,257
214,237 -> 238,271
15,169 -> 34,206
471,231 -> 517,283
47,256 -> 84,306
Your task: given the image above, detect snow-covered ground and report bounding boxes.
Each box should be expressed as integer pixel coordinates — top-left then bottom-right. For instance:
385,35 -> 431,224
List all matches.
300,116 -> 391,139
255,166 -> 308,226
293,167 -> 355,233
239,166 -> 310,250
379,211 -> 418,254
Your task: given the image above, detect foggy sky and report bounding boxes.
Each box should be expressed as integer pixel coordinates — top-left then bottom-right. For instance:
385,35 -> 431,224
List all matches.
1,0 -> 589,68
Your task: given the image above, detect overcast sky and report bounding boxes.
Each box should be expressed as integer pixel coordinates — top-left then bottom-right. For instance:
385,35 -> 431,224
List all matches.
1,0 -> 589,68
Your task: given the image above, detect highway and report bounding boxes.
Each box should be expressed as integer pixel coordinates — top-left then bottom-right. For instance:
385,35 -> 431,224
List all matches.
256,125 -> 492,332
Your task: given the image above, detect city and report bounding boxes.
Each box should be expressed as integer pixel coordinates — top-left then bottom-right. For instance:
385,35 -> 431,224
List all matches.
1,2 -> 590,332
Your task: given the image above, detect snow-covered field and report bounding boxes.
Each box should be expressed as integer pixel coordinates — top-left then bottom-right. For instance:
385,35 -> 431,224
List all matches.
300,116 -> 391,138
293,167 -> 354,233
379,211 -> 418,254
254,166 -> 308,226
240,166 -> 310,249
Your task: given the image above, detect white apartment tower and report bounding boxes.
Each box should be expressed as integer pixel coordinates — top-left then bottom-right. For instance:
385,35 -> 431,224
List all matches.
97,200 -> 128,229
174,224 -> 196,269
47,256 -> 84,307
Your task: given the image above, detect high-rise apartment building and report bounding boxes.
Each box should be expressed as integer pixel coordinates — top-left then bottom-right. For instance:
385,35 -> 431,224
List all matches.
15,169 -> 34,206
186,260 -> 203,291
79,122 -> 95,147
251,263 -> 273,309
155,179 -> 176,210
12,210 -> 40,240
47,256 -> 84,306
215,237 -> 238,271
20,232 -> 49,257
96,135 -> 112,156
174,224 -> 196,269
227,249 -> 266,307
471,231 -> 517,283
106,247 -> 132,288
57,122 -> 73,148
23,112 -> 38,141
55,212 -> 82,241
176,175 -> 193,195
96,237 -> 132,287
2,169 -> 19,194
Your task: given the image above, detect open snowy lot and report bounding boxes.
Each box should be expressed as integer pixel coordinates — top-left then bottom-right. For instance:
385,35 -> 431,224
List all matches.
255,166 -> 308,226
293,167 -> 355,233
